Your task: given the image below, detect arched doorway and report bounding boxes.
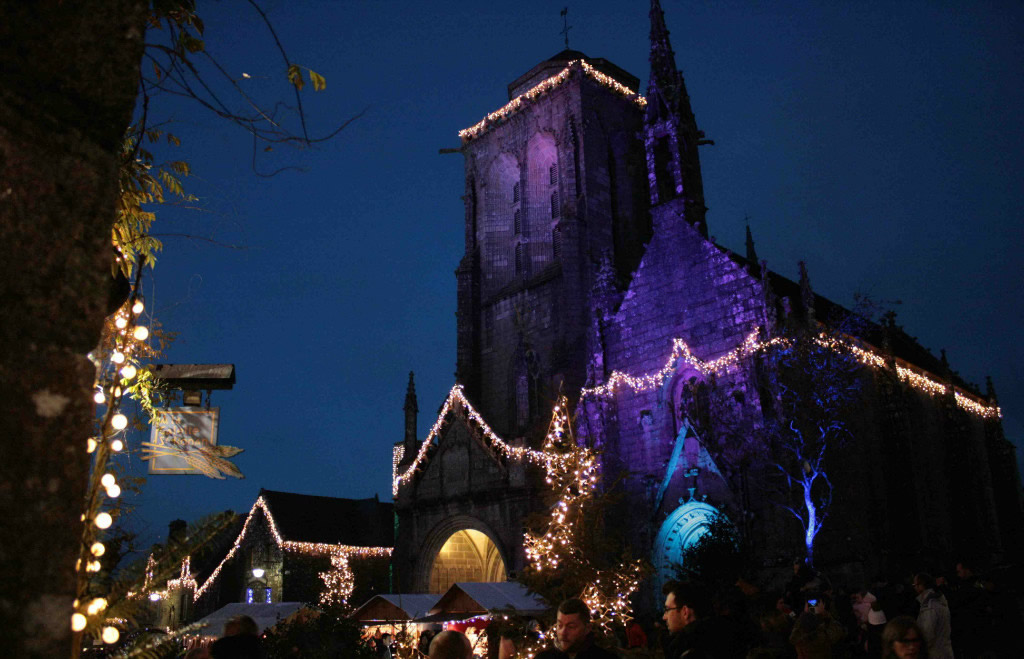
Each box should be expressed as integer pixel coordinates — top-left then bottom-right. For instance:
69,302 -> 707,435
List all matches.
429,529 -> 507,593
652,501 -> 722,598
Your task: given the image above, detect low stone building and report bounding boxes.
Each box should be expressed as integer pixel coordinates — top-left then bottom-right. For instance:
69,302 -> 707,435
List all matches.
151,489 -> 393,628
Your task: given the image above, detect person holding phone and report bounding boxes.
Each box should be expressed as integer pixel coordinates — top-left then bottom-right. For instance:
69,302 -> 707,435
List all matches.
789,594 -> 845,659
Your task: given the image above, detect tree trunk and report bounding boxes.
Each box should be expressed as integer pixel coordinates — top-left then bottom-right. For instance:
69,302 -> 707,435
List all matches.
0,2 -> 146,656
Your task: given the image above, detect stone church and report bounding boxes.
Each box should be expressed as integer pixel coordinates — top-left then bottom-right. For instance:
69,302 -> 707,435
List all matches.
393,0 -> 1022,597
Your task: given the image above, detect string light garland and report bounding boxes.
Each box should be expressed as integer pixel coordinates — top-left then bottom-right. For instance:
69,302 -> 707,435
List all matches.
459,60 -> 646,142
512,399 -> 644,658
393,385 -> 572,495
576,328 -> 999,419
193,496 -> 391,602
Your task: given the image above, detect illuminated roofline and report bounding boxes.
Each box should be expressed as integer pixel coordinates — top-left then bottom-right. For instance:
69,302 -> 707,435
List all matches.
458,60 -> 646,142
193,495 -> 392,601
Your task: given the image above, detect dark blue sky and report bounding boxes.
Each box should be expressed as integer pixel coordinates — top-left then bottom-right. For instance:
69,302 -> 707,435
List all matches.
122,0 -> 1024,547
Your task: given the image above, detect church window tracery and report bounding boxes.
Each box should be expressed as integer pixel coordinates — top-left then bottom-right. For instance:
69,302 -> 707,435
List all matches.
551,191 -> 561,218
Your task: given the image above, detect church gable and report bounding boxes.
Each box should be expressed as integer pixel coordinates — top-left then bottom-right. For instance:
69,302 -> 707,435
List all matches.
413,413 -> 509,500
606,200 -> 765,376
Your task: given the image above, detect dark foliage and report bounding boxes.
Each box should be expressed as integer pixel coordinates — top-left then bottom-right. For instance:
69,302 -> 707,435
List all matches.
675,515 -> 745,590
261,606 -> 375,659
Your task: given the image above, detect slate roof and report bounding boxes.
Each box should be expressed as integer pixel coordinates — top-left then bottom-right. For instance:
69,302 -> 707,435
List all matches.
193,602 -> 308,637
426,582 -> 548,617
723,249 -> 986,399
260,489 -> 393,547
350,594 -> 440,622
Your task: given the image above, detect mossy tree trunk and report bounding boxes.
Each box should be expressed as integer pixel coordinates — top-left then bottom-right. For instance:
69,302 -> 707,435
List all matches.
0,2 -> 146,656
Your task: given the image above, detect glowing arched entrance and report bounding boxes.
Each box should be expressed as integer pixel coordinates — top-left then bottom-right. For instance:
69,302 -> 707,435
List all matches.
652,501 -> 722,597
429,529 -> 507,594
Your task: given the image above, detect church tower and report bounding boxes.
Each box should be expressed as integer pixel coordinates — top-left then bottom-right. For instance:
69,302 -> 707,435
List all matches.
454,49 -> 651,437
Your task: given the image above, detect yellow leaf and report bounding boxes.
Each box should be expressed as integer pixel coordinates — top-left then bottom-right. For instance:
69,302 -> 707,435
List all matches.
287,64 -> 303,90
309,69 -> 326,92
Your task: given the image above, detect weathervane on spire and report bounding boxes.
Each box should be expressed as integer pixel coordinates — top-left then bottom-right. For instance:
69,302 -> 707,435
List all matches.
560,7 -> 572,49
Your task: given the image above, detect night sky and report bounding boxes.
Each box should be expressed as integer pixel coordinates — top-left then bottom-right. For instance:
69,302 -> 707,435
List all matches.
121,0 -> 1024,548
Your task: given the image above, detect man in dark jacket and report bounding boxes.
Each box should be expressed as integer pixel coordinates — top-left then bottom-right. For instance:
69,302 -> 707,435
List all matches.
535,598 -> 618,659
209,615 -> 266,659
662,581 -> 715,659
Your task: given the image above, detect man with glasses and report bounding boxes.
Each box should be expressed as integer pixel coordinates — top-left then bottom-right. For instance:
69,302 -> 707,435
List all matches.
661,581 -> 715,659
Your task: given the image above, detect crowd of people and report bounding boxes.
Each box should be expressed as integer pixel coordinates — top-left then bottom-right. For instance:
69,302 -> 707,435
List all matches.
513,558 -> 1021,659
178,557 -> 1021,659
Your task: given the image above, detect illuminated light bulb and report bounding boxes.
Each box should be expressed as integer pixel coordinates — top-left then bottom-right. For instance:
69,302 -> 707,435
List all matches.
111,439 -> 124,452
106,484 -> 121,498
111,414 -> 128,430
87,438 -> 97,453
95,512 -> 112,529
132,300 -> 144,314
133,326 -> 149,341
101,473 -> 115,488
111,352 -> 125,364
149,592 -> 161,602
91,542 -> 105,557
115,317 -> 128,329
94,390 -> 106,404
113,387 -> 122,397
71,613 -> 87,632
120,364 -> 137,379
102,627 -> 120,644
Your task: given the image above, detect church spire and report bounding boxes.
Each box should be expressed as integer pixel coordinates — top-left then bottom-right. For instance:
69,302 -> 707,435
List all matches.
648,0 -> 680,108
643,0 -> 709,236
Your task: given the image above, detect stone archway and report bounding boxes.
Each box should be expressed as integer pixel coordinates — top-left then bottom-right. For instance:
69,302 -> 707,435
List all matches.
415,516 -> 510,593
652,501 -> 722,597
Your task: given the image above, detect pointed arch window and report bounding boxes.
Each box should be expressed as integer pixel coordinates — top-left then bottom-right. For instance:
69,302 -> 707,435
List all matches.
512,181 -> 520,204
549,164 -> 558,185
550,191 -> 560,219
514,209 -> 522,235
552,226 -> 562,260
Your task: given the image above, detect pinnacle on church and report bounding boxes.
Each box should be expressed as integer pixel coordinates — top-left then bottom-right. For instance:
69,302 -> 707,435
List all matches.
745,222 -> 759,264
404,371 -> 418,415
986,376 -> 998,404
404,371 -> 418,449
798,261 -> 815,323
